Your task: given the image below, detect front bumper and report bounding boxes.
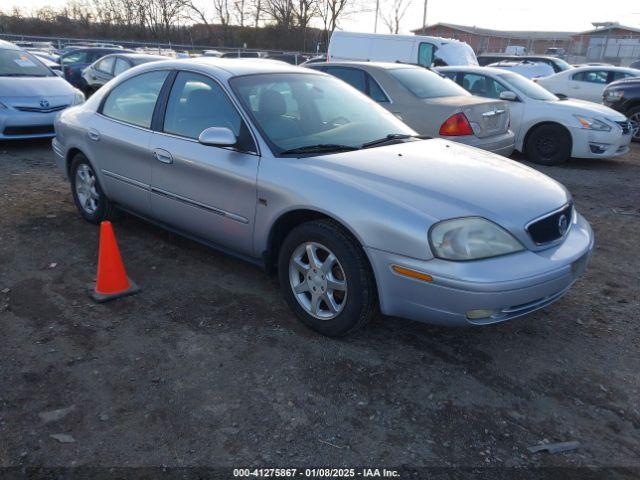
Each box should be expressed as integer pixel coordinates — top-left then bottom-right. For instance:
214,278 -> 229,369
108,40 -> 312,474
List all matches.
0,110 -> 59,140
366,212 -> 594,327
446,130 -> 516,157
569,124 -> 632,158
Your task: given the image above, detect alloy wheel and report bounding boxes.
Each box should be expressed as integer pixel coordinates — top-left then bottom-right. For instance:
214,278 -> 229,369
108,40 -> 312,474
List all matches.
75,163 -> 100,215
288,241 -> 347,320
629,112 -> 640,141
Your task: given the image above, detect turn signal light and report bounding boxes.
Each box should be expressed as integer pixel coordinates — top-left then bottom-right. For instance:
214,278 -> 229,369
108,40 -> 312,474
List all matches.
439,112 -> 473,136
391,265 -> 433,283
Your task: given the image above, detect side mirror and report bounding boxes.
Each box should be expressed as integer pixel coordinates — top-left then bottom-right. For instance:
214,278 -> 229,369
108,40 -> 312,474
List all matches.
198,127 -> 237,147
500,91 -> 518,101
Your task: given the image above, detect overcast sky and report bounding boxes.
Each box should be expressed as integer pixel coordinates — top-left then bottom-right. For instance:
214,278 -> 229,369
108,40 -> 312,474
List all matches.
5,0 -> 640,34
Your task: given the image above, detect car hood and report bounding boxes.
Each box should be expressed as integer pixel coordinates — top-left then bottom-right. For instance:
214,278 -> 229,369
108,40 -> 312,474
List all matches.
0,76 -> 76,98
307,139 -> 570,244
552,98 -> 627,120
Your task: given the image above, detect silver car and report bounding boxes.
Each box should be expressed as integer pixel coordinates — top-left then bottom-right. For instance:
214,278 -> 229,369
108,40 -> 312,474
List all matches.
307,61 -> 515,156
53,59 -> 594,336
0,40 -> 85,140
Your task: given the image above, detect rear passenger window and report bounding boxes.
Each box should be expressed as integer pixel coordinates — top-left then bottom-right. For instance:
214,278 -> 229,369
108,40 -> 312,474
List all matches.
572,71 -> 608,84
612,71 -> 635,81
367,75 -> 389,102
325,67 -> 366,93
101,70 -> 168,128
96,56 -> 115,74
113,58 -> 130,76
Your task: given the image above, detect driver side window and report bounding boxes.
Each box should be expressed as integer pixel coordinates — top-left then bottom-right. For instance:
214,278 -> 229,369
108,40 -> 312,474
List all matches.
418,43 -> 435,67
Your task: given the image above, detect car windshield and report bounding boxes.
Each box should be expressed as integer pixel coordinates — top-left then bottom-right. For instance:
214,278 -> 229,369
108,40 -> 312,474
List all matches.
230,73 -> 416,154
498,72 -> 558,101
551,57 -> 573,71
0,49 -> 53,77
388,67 -> 469,99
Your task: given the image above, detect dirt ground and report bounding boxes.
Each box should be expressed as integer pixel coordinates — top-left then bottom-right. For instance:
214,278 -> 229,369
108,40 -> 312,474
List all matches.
0,139 -> 639,476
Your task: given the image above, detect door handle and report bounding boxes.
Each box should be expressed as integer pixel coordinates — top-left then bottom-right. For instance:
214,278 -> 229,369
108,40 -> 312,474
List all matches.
153,148 -> 173,164
87,129 -> 100,141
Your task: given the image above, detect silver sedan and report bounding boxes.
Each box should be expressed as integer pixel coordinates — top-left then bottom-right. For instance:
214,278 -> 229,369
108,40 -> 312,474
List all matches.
53,58 -> 594,336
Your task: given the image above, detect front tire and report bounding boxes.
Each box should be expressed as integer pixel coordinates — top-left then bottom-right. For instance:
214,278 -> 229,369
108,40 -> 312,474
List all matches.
278,219 -> 377,337
525,124 -> 572,166
70,153 -> 114,224
627,106 -> 640,143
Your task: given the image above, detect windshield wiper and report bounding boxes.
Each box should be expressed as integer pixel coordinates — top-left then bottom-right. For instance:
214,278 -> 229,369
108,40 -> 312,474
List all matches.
361,133 -> 426,149
279,144 -> 360,155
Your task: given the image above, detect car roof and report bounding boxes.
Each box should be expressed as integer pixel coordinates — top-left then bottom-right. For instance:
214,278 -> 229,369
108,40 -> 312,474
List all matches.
438,66 -> 513,76
134,57 -> 319,78
108,53 -> 166,60
570,65 -> 637,72
305,60 -> 419,70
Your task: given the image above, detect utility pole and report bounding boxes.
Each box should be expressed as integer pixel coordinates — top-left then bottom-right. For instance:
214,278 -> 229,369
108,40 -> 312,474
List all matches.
422,0 -> 428,33
374,0 -> 380,33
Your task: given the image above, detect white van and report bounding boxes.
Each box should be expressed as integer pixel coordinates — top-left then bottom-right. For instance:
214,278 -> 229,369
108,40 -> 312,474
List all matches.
328,31 -> 478,67
505,45 -> 527,55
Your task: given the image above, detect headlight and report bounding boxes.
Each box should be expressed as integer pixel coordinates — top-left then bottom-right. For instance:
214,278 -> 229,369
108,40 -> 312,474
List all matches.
574,115 -> 611,131
429,217 -> 524,261
604,89 -> 623,101
73,90 -> 85,105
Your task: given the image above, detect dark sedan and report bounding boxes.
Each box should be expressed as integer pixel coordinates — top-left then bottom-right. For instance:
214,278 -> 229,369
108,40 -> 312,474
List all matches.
603,77 -> 640,142
59,47 -> 131,91
81,53 -> 165,94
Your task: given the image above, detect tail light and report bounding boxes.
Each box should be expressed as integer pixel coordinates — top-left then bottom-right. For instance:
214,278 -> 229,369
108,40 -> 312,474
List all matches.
439,112 -> 474,136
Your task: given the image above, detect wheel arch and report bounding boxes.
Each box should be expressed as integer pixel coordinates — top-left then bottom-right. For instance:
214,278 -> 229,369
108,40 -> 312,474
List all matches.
65,147 -> 86,176
624,100 -> 640,115
523,121 -> 573,155
263,208 -> 379,297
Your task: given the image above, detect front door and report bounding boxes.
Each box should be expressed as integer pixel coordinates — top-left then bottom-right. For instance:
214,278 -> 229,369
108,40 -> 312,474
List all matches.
149,71 -> 260,256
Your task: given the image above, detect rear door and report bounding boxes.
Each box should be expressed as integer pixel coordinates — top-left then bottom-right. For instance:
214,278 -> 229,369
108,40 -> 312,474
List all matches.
89,69 -> 170,216
148,70 -> 260,255
569,70 -> 608,102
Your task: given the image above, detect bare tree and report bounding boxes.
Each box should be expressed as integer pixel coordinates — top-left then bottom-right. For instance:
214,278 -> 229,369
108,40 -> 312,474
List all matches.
318,0 -> 365,48
263,0 -> 294,29
232,0 -> 247,26
380,0 -> 411,34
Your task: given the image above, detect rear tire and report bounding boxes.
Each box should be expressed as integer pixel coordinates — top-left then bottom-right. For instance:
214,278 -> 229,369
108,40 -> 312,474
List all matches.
525,124 -> 571,166
70,153 -> 115,224
627,106 -> 640,143
277,219 -> 377,337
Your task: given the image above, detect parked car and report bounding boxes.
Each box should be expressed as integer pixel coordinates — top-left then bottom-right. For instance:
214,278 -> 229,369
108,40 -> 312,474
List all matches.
629,59 -> 640,70
505,45 -> 527,55
299,55 -> 326,66
53,58 -> 594,336
265,53 -> 309,65
488,60 -> 555,79
32,54 -> 62,73
479,54 -> 572,73
544,47 -> 567,59
220,51 -> 263,58
0,40 -> 84,140
536,66 -> 640,103
59,47 -> 132,90
603,76 -> 640,142
307,61 -> 514,156
328,31 -> 478,67
82,53 -> 165,93
202,50 -> 223,57
440,66 -> 633,164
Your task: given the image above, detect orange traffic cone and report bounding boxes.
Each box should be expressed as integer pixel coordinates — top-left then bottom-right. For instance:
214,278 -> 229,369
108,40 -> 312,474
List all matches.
91,221 -> 140,303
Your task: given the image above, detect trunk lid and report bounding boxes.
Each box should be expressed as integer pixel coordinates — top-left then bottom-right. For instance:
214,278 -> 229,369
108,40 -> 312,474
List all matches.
425,96 -> 510,138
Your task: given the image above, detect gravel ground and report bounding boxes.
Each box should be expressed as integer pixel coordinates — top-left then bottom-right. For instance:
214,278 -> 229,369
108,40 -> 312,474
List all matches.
0,140 -> 638,476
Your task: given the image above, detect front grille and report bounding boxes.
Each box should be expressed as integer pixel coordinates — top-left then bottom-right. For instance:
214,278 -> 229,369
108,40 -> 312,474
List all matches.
526,204 -> 573,245
2,125 -> 55,136
616,120 -> 631,135
15,104 -> 69,113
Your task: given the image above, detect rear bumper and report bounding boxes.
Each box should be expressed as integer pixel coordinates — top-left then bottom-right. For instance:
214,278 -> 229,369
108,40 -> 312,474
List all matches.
366,212 -> 594,327
445,130 -> 516,156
